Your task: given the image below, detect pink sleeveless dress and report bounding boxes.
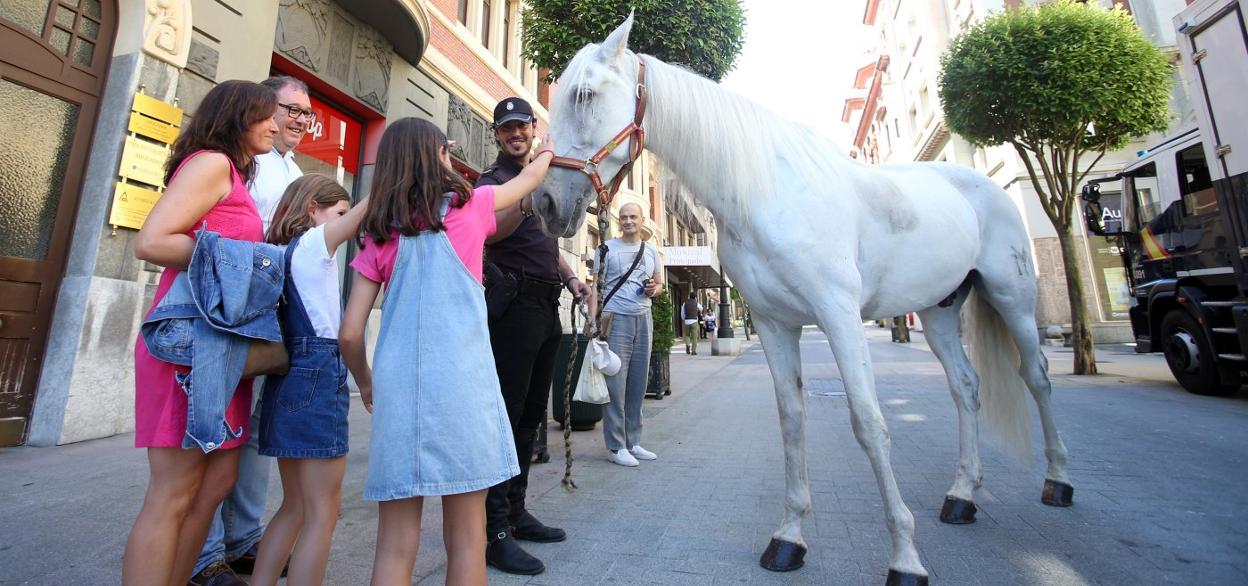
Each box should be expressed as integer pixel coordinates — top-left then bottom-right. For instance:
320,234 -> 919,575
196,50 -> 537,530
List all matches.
133,151 -> 265,449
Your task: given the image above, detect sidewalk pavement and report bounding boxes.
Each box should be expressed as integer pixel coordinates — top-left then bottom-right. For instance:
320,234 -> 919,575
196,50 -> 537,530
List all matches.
4,327 -> 1247,585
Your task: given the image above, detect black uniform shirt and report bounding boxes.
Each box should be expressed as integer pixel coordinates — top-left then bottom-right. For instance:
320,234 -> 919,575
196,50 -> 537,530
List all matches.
477,152 -> 561,282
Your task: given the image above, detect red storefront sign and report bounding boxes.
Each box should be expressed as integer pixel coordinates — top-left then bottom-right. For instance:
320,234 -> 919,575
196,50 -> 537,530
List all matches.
295,95 -> 362,174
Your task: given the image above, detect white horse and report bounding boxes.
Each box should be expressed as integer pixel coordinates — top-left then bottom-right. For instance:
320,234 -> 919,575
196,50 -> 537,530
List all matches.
535,17 -> 1073,585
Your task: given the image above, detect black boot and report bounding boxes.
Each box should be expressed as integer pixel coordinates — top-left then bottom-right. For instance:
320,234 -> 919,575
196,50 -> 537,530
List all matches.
511,510 -> 567,543
486,531 -> 545,575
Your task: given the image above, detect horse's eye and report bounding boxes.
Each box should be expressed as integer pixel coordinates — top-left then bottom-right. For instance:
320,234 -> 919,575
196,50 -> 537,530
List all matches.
576,87 -> 595,104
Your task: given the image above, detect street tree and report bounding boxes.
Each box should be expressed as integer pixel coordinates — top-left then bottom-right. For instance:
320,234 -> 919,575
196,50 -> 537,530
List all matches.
521,0 -> 745,82
938,0 -> 1172,374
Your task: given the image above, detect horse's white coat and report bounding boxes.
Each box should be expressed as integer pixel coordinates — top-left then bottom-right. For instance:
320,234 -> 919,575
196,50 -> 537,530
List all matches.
536,17 -> 1071,578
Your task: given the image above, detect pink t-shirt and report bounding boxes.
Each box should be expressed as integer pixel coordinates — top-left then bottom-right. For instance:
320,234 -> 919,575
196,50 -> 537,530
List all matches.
352,186 -> 497,284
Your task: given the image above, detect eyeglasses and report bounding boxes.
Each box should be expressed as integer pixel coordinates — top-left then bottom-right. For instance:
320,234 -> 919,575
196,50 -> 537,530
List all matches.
276,103 -> 316,123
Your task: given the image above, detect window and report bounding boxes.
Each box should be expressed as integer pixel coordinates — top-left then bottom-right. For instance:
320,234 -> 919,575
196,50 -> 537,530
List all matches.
457,0 -> 468,25
503,2 -> 512,68
1177,144 -> 1216,216
481,0 -> 492,49
1127,162 -> 1163,225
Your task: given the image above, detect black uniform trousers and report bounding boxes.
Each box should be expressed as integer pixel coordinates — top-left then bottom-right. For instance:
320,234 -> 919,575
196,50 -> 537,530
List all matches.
485,285 -> 562,535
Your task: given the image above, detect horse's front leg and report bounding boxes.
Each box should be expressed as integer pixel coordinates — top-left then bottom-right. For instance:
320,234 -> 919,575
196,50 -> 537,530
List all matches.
753,317 -> 810,572
818,303 -> 928,585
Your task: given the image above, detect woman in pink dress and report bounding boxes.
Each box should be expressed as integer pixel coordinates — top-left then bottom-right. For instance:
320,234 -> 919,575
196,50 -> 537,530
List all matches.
123,80 -> 279,586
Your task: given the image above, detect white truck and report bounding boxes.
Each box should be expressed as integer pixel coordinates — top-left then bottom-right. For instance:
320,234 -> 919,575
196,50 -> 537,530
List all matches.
1082,0 -> 1248,395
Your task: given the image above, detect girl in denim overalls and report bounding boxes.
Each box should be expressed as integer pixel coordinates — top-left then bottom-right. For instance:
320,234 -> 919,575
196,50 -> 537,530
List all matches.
247,174 -> 368,585
339,117 -> 556,584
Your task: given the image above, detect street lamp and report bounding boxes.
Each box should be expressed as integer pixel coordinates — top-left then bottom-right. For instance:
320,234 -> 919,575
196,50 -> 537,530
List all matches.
717,281 -> 733,339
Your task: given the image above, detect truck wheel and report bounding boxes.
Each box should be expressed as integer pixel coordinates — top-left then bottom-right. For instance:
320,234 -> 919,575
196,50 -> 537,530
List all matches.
1159,310 -> 1240,396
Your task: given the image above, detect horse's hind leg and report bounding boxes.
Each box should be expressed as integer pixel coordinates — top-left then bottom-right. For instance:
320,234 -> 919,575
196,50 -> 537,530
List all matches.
977,270 -> 1073,506
752,318 -> 811,572
817,303 -> 927,583
917,294 -> 984,524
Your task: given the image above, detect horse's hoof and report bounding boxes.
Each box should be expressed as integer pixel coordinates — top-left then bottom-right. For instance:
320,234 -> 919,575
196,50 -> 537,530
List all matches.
939,496 -> 977,524
1041,479 -> 1074,507
885,570 -> 929,586
759,538 -> 805,572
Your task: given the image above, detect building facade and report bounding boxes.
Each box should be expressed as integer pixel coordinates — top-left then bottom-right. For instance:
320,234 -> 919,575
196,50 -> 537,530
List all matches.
1,0 -> 657,447
843,0 -> 1196,341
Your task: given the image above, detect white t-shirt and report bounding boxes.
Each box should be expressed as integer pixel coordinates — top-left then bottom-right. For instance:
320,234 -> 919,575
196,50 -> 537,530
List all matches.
250,148 -> 303,232
290,225 -> 341,339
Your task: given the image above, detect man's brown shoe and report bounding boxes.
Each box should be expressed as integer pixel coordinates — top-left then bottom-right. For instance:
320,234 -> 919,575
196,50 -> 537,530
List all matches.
187,560 -> 246,586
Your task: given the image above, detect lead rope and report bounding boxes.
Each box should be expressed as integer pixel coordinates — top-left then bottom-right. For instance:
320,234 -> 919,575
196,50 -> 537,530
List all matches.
559,203 -> 614,491
560,299 -> 579,490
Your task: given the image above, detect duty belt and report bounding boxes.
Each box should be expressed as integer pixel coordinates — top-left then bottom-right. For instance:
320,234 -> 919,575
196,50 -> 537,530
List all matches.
516,276 -> 563,301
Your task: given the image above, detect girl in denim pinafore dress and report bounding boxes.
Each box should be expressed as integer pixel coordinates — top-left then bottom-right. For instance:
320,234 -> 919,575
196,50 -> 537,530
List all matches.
339,117 -> 558,584
248,174 -> 369,585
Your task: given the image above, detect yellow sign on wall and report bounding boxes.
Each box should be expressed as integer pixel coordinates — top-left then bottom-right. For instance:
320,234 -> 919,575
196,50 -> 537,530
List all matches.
132,92 -> 183,126
108,183 -> 163,230
111,91 -> 182,230
128,112 -> 180,143
119,136 -> 169,187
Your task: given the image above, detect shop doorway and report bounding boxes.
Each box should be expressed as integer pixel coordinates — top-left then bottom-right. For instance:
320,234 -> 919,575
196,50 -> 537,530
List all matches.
0,1 -> 116,446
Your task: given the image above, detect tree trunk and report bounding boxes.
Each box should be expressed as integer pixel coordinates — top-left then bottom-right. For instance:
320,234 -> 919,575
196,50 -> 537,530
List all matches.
1055,228 -> 1098,374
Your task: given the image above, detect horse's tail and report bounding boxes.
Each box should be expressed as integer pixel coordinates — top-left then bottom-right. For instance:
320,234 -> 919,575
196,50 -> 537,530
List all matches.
964,287 -> 1033,462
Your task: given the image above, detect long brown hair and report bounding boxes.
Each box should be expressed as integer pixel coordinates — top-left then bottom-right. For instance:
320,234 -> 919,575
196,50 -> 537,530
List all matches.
164,80 -> 277,185
266,174 -> 351,245
362,117 -> 472,243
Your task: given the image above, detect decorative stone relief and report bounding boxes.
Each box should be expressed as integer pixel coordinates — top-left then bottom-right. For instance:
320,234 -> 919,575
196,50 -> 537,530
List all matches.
276,0 -> 331,72
143,0 -> 192,68
447,95 -> 473,164
185,38 -> 218,81
352,28 -> 392,113
326,12 -> 355,86
446,95 -> 492,171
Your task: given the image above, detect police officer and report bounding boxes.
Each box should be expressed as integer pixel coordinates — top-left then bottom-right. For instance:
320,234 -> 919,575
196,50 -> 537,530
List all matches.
478,97 -> 591,575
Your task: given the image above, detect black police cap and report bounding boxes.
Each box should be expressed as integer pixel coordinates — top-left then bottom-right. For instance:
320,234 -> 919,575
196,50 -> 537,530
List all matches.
493,97 -> 535,127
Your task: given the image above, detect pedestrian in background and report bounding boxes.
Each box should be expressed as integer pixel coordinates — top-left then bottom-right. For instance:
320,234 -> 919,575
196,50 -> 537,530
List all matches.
249,175 -> 367,585
595,203 -> 664,467
191,74 -> 312,586
682,292 -> 702,355
124,80 -> 278,586
704,308 -> 717,340
339,117 -> 556,585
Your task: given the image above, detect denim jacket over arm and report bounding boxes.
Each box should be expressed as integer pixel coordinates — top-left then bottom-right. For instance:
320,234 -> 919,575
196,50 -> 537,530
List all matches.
141,225 -> 286,452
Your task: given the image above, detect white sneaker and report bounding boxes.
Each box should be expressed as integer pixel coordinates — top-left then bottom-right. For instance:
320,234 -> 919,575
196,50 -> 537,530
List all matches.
607,449 -> 639,467
629,445 -> 657,460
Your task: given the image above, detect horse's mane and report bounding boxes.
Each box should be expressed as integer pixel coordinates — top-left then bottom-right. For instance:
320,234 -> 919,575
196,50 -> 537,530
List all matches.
560,48 -> 851,219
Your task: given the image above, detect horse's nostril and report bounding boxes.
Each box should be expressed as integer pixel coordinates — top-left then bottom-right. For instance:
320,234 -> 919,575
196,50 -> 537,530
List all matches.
538,192 -> 557,218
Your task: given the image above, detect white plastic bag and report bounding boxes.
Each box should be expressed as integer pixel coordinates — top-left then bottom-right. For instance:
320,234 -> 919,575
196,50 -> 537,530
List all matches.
573,348 -> 611,404
589,339 -> 621,375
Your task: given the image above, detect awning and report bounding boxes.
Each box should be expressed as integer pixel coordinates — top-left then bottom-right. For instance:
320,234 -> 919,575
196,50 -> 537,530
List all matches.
664,246 -> 725,288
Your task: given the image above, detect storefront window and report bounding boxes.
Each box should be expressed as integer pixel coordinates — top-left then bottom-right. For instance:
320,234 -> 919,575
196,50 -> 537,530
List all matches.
293,94 -> 362,197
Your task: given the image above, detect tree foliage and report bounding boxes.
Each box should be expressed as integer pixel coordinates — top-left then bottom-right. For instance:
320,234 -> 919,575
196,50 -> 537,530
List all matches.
938,0 -> 1172,375
651,290 -> 676,353
521,0 -> 746,82
939,0 -> 1172,224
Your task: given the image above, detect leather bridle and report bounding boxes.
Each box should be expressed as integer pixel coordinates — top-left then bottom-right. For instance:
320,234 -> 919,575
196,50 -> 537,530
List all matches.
548,60 -> 648,212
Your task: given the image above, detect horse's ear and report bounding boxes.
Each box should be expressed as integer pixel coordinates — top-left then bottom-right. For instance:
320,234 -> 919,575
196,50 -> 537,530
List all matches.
597,12 -> 634,65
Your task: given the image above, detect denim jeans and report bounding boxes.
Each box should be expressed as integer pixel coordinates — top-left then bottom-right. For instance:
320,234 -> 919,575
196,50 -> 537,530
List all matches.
603,311 -> 653,451
194,382 -> 271,575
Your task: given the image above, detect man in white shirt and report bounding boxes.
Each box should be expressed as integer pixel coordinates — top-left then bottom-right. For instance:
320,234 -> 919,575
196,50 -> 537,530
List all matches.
250,78 -> 310,233
192,75 -> 310,586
